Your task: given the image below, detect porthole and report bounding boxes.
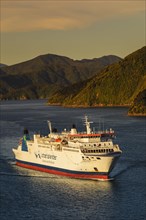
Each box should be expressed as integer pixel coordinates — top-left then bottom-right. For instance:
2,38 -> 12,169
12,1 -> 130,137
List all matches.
96,157 -> 101,160
94,167 -> 98,171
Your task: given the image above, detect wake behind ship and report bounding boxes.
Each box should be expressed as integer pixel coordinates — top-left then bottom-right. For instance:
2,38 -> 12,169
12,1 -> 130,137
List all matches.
13,116 -> 122,180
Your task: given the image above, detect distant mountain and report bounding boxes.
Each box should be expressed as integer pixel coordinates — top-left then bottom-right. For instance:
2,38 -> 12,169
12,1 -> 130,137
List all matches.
48,47 -> 146,115
0,63 -> 7,68
0,54 -> 121,100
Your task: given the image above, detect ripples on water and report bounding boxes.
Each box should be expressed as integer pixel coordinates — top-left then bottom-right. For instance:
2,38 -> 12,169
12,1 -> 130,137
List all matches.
0,100 -> 146,220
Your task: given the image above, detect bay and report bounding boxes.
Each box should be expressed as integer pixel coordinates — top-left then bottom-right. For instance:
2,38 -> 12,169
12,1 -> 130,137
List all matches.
0,100 -> 146,220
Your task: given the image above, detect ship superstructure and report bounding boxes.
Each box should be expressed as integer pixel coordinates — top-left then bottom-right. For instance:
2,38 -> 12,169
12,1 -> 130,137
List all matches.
13,116 -> 122,180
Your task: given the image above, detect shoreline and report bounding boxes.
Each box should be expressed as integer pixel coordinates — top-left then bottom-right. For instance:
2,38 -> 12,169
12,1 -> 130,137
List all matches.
47,103 -> 146,116
1,100 -> 146,116
47,102 -> 130,108
128,113 -> 146,117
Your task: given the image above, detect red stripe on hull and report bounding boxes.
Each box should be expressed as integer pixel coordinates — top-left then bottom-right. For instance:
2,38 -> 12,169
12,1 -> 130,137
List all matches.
16,161 -> 109,180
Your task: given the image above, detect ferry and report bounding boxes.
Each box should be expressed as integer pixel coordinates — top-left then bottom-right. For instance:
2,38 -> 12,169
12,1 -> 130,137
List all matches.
13,116 -> 122,180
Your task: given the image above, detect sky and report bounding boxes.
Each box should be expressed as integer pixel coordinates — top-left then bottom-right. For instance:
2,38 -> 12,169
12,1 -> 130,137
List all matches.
0,0 -> 145,65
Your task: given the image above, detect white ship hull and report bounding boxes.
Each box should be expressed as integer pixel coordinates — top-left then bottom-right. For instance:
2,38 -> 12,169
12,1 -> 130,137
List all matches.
13,140 -> 121,180
13,116 -> 122,180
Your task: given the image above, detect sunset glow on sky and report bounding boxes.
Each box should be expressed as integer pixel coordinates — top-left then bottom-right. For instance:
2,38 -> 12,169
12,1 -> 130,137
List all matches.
1,0 -> 145,65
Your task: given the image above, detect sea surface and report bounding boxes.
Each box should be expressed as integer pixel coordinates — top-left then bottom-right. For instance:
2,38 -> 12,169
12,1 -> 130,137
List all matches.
0,100 -> 146,220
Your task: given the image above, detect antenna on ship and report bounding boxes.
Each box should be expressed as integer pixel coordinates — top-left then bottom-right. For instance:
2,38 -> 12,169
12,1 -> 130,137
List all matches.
47,120 -> 52,133
84,115 -> 93,134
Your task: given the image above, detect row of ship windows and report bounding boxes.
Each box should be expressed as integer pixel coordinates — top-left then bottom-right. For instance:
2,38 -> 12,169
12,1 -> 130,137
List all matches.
82,149 -> 114,153
82,156 -> 101,160
84,143 -> 111,147
76,136 -> 100,138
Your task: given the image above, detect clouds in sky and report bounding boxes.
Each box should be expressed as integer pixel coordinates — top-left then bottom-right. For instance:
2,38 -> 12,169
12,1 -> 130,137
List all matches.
1,0 -> 145,32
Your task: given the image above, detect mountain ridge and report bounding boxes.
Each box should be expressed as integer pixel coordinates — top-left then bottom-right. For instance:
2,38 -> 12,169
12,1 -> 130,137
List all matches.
0,54 -> 121,100
48,47 -> 146,115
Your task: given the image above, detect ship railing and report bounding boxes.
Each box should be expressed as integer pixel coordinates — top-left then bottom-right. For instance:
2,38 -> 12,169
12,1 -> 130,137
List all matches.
79,141 -> 113,148
81,148 -> 115,154
71,128 -> 114,134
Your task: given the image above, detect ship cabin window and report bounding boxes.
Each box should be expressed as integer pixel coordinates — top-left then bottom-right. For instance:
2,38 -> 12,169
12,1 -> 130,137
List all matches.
94,144 -> 96,147
106,149 -> 109,153
99,149 -> 105,153
91,150 -> 94,153
96,157 -> 101,160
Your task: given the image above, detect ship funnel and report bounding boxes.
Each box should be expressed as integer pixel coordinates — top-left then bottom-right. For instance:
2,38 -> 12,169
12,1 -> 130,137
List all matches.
24,128 -> 29,135
23,128 -> 30,141
70,124 -> 77,134
71,128 -> 77,134
72,124 -> 76,128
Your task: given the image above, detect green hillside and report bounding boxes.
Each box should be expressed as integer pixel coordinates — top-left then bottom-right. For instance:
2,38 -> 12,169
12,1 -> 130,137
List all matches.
48,47 -> 146,114
128,89 -> 146,116
0,54 -> 121,100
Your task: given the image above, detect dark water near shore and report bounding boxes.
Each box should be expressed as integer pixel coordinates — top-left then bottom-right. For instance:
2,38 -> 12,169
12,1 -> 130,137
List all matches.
0,100 -> 146,220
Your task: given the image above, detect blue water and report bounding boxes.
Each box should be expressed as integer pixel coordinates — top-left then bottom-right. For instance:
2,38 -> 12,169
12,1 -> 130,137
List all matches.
0,100 -> 146,220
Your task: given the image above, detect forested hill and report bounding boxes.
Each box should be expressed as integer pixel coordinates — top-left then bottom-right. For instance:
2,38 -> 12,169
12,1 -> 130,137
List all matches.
0,54 -> 121,100
48,47 -> 146,115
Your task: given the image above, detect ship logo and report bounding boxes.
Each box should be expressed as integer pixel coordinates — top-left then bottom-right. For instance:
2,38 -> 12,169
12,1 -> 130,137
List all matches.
34,153 -> 41,159
34,153 -> 57,160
